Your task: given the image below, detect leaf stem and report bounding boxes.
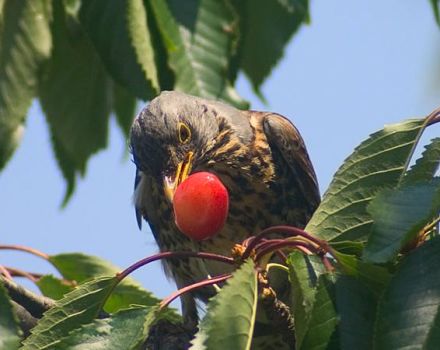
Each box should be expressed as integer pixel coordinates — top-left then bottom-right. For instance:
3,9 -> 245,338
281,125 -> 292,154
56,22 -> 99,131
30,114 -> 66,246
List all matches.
0,244 -> 49,260
160,274 -> 231,309
117,251 -> 234,281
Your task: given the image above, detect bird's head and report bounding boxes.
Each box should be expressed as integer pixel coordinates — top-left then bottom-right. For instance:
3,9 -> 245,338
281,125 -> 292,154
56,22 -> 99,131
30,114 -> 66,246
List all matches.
130,91 -> 252,203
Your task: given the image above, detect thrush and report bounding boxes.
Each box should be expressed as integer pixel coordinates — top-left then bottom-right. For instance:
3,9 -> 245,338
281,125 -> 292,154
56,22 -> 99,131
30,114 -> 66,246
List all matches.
130,91 -> 320,328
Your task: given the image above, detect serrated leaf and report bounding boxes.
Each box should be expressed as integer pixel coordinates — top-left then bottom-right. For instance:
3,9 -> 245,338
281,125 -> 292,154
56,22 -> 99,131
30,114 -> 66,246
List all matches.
126,0 -> 159,92
374,236 -> 440,349
150,0 -> 247,108
191,259 -> 257,350
300,274 -> 338,350
306,118 -> 427,242
39,2 -> 112,204
240,0 -> 309,94
36,275 -> 74,300
112,82 -> 137,138
287,252 -> 324,349
402,137 -> 440,185
21,276 -> 118,350
0,0 -> 51,170
79,0 -> 156,100
48,253 -> 178,318
0,281 -> 22,349
363,181 -> 440,263
52,306 -> 160,350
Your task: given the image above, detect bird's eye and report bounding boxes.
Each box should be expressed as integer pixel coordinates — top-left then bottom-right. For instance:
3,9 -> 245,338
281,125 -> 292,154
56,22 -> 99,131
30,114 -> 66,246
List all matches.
178,122 -> 191,144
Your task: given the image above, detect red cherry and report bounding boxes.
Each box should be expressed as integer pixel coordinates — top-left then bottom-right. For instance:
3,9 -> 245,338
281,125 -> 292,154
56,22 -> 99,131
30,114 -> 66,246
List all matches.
173,172 -> 229,240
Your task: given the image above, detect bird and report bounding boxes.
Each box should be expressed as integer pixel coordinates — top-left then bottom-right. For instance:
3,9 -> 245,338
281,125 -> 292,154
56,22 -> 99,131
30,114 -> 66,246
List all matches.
130,91 -> 320,331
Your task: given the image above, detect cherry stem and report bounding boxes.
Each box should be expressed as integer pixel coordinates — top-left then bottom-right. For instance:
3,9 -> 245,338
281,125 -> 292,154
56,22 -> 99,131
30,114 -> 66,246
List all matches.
0,244 -> 49,260
0,265 -> 12,280
160,273 -> 232,309
243,225 -> 326,259
426,106 -> 440,126
3,266 -> 42,282
117,251 -> 234,282
255,240 -> 321,263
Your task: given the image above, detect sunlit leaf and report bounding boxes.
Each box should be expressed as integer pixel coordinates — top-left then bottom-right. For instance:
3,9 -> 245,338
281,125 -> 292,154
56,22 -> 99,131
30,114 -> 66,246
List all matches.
306,118 -> 427,242
191,259 -> 257,350
36,275 -> 74,300
21,276 -> 118,349
0,0 -> 51,170
150,0 -> 247,108
52,306 -> 160,350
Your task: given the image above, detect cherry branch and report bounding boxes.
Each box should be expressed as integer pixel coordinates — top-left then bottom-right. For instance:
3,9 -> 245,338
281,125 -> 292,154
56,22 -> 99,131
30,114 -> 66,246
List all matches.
0,244 -> 49,260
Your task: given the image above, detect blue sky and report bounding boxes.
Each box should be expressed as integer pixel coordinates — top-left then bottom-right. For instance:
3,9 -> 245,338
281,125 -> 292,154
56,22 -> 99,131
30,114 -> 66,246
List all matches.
1,1 -> 439,308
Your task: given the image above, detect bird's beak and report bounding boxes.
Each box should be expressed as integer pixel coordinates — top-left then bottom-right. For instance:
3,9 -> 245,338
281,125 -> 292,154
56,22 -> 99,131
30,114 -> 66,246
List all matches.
163,151 -> 194,203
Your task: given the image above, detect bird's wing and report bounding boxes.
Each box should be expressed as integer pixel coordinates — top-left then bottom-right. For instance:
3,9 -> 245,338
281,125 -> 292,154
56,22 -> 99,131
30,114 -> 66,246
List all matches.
262,112 -> 321,213
134,168 -> 144,229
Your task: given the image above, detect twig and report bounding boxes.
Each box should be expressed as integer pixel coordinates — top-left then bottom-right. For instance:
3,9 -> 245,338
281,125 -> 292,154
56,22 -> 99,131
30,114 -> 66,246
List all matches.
0,244 -> 49,260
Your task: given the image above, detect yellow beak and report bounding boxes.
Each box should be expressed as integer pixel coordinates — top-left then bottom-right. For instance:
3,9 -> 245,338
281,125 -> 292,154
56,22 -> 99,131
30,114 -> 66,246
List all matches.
163,151 -> 194,203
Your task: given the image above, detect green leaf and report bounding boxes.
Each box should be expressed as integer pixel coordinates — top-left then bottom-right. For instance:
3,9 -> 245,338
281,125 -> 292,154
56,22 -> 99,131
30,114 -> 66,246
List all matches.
402,137 -> 440,185
306,118 -> 427,242
240,0 -> 309,94
52,306 -> 159,350
36,275 -> 74,300
48,253 -> 177,316
0,282 -> 22,349
430,0 -> 440,26
363,181 -> 440,263
374,236 -> 440,349
332,251 -> 390,296
0,0 -> 51,170
191,259 -> 258,350
126,0 -> 159,92
112,82 -> 137,138
39,2 -> 112,204
150,0 -> 247,108
287,252 -> 323,349
334,276 -> 377,350
21,276 -> 118,350
79,0 -> 156,100
329,240 -> 364,256
300,274 -> 338,350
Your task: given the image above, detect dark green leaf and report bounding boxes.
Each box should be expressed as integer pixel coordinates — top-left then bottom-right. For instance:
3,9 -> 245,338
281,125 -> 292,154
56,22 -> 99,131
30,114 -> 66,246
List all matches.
39,2 -> 112,204
374,237 -> 440,349
191,259 -> 258,350
334,276 -> 377,350
112,82 -> 137,138
36,275 -> 74,300
402,137 -> 440,185
240,0 -> 309,94
0,281 -> 22,349
79,0 -> 156,100
150,0 -> 247,107
48,253 -> 177,317
287,252 -> 324,349
21,276 -> 118,349
363,181 -> 440,263
306,118 -> 427,242
430,0 -> 440,26
0,0 -> 51,169
52,306 -> 160,350
300,274 -> 338,350
329,240 -> 364,256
